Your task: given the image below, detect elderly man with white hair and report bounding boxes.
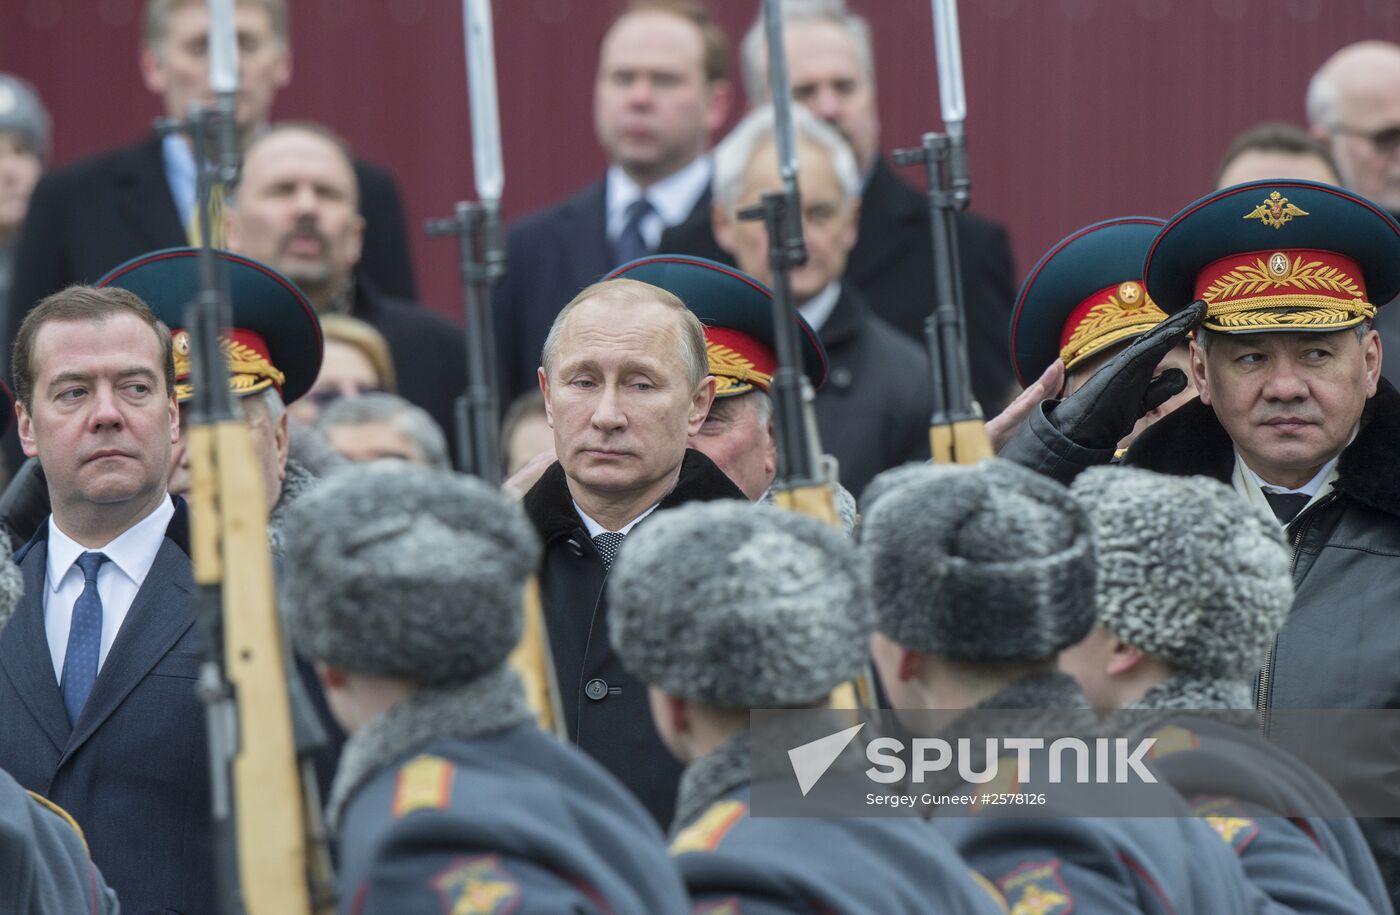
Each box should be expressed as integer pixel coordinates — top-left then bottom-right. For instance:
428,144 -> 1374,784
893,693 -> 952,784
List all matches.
661,0 -> 1017,414
708,104 -> 933,497
1307,40 -> 1400,387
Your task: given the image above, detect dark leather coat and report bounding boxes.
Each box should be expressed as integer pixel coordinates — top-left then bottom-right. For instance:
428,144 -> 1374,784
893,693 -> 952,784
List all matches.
1124,380 -> 1400,909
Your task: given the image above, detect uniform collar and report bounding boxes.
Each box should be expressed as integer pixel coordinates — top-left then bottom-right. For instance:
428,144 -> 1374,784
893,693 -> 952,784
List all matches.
672,729 -> 751,834
1126,674 -> 1254,712
326,665 -> 533,832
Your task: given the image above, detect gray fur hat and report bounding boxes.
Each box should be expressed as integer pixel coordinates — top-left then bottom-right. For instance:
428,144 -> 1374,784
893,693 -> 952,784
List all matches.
860,459 -> 1097,662
282,462 -> 540,686
1070,466 -> 1292,678
0,528 -> 26,635
0,75 -> 49,160
607,501 -> 874,708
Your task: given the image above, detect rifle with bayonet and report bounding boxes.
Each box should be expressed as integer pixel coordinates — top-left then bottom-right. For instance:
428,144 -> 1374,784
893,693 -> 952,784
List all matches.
427,0 -> 566,738
163,1 -> 333,911
894,0 -> 993,465
747,0 -> 873,709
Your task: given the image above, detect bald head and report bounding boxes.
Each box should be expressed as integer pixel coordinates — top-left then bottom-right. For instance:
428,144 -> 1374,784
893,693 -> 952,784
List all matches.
1307,41 -> 1400,212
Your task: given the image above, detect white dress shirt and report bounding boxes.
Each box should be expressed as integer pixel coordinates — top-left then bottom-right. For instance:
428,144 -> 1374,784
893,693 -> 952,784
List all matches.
1231,452 -> 1340,524
574,501 -> 659,537
45,496 -> 176,681
605,156 -> 712,251
161,132 -> 198,230
798,281 -> 842,335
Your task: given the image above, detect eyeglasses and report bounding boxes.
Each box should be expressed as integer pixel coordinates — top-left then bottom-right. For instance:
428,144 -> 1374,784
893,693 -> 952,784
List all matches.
1331,123 -> 1400,156
306,384 -> 387,409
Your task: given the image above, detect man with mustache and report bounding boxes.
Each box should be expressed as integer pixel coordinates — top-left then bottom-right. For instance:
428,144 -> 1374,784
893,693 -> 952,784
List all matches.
225,121 -> 467,463
4,0 -> 416,392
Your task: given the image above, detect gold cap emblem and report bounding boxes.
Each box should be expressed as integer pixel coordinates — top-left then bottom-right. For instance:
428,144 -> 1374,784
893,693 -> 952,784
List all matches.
1117,281 -> 1142,304
1267,252 -> 1290,278
705,341 -> 772,396
1243,191 -> 1309,229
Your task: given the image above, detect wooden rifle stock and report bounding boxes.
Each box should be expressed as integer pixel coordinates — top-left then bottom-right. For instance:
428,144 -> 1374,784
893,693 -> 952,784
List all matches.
507,580 -> 564,737
896,125 -> 992,468
426,207 -> 565,742
189,423 -> 330,914
929,418 -> 993,466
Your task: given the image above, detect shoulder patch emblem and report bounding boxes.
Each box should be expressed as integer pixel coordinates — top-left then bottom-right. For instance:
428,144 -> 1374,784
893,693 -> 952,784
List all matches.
692,897 -> 742,914
1145,724 -> 1198,760
1194,796 -> 1260,855
670,800 -> 747,855
997,860 -> 1072,915
393,754 -> 454,819
432,854 -> 521,915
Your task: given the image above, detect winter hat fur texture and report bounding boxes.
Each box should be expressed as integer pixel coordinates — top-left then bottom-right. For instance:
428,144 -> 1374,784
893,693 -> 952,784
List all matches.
1071,466 -> 1292,678
860,459 -> 1097,662
0,528 -> 25,634
607,501 -> 874,708
282,462 -> 540,686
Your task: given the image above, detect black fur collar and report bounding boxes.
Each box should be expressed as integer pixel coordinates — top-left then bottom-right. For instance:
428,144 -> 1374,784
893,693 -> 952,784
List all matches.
522,448 -> 745,541
1124,378 -> 1400,520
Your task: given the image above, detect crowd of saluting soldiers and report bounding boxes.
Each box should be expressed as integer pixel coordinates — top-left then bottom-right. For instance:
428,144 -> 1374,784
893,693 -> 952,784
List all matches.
3,0 -> 1400,912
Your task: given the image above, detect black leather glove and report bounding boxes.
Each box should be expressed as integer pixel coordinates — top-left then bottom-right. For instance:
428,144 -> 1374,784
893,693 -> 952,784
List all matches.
0,457 -> 50,553
999,300 -> 1206,484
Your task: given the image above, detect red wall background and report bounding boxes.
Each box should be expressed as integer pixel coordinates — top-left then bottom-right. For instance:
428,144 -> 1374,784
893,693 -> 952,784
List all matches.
4,0 -> 1397,332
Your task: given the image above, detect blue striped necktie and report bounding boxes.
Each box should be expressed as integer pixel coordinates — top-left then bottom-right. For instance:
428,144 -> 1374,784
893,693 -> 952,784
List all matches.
60,551 -> 109,725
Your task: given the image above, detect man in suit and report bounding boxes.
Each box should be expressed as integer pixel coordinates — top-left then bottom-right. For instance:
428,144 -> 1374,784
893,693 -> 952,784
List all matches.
661,0 -> 1019,414
521,277 -> 744,827
0,284 -> 214,913
225,122 -> 467,465
494,0 -> 733,403
711,104 -> 933,498
4,0 -> 415,395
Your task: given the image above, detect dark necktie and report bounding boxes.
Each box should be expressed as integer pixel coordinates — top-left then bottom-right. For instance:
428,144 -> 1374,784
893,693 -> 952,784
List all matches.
60,551 -> 109,724
593,532 -> 625,569
1263,491 -> 1310,524
613,196 -> 655,266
